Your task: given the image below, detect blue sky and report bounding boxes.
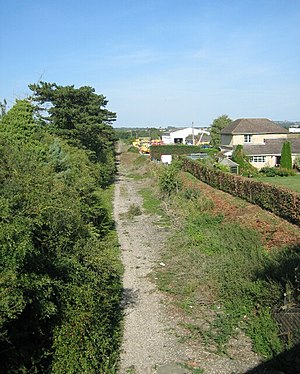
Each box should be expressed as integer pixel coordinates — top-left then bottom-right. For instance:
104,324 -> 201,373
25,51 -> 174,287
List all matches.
1,0 -> 299,127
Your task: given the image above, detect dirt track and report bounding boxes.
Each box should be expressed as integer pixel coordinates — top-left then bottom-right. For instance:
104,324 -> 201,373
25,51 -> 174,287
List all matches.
114,146 -> 262,374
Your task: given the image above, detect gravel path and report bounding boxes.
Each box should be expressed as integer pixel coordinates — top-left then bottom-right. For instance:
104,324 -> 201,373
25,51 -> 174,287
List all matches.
114,147 -> 262,374
114,169 -> 189,374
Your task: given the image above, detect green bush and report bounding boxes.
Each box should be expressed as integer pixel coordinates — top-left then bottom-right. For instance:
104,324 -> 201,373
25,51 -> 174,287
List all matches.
260,167 -> 277,177
128,146 -> 139,153
232,144 -> 257,177
276,168 -> 296,177
260,167 -> 296,177
0,100 -> 122,372
295,156 -> 300,171
182,158 -> 300,226
159,164 -> 182,196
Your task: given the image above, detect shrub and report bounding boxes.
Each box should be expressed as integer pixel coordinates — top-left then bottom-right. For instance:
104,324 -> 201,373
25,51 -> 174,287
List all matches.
182,158 -> 300,226
280,141 -> 292,170
126,204 -> 142,218
159,165 -> 182,196
232,144 -> 257,177
260,167 -> 277,177
215,163 -> 230,173
260,167 -> 296,177
295,156 -> 300,171
276,168 -> 296,177
128,146 -> 139,153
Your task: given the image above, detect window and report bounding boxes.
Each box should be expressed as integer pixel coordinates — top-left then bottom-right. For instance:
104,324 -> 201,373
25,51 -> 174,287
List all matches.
244,134 -> 252,143
249,156 -> 266,163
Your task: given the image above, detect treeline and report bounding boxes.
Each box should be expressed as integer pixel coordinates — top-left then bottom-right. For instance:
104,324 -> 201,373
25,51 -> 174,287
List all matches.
0,83 -> 122,373
115,127 -> 162,141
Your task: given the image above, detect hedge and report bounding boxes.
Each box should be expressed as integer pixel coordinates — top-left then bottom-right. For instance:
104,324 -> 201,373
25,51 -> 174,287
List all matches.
150,144 -> 217,160
182,158 -> 300,226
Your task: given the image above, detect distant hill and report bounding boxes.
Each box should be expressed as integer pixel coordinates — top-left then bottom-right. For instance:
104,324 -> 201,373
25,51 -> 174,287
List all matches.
274,121 -> 300,129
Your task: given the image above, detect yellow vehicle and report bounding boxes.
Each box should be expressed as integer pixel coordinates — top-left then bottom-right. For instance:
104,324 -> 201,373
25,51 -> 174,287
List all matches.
132,140 -> 140,148
139,143 -> 150,154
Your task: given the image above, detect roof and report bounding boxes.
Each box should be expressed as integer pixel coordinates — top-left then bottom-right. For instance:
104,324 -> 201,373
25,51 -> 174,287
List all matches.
242,138 -> 300,156
201,134 -> 211,142
220,158 -> 239,167
221,118 -> 289,135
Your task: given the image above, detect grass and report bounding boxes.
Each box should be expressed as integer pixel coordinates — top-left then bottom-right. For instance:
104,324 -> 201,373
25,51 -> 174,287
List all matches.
254,174 -> 300,193
120,203 -> 142,220
154,176 -> 300,359
139,187 -> 170,227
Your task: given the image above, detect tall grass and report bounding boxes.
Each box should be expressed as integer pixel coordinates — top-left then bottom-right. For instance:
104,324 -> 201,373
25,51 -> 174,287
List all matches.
155,173 -> 300,359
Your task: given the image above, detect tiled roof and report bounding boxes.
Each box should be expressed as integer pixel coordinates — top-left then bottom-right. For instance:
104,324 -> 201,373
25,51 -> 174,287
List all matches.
242,138 -> 300,156
221,118 -> 289,135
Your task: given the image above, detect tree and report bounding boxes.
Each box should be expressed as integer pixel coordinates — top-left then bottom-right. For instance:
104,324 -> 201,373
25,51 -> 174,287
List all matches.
0,99 -> 7,117
280,141 -> 292,169
210,114 -> 232,148
232,144 -> 257,176
0,99 -> 36,134
28,82 -> 117,186
0,99 -> 122,372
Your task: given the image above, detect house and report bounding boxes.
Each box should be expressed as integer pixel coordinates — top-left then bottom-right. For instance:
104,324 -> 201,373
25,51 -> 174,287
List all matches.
220,118 -> 300,169
244,138 -> 300,168
221,118 -> 288,148
161,127 -> 209,145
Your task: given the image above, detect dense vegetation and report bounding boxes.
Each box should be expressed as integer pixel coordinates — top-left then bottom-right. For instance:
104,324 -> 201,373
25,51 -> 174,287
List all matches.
115,127 -> 162,141
0,85 -> 122,373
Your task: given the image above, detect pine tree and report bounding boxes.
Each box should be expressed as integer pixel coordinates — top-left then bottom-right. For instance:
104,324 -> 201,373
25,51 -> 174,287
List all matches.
280,141 -> 292,169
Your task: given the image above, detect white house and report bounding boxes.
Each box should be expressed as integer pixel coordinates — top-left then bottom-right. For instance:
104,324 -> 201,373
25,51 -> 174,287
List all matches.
161,127 -> 209,145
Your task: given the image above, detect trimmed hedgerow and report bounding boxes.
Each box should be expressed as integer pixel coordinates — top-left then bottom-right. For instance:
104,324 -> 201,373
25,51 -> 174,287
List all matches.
150,144 -> 217,160
182,158 -> 300,226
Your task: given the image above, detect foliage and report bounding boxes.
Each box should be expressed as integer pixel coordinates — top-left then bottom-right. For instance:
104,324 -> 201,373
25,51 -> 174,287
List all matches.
158,164 -> 182,196
155,180 -> 300,358
280,141 -> 292,170
0,99 -> 122,372
123,204 -> 142,219
29,82 -> 117,186
115,127 -> 162,140
232,144 -> 257,176
260,167 -> 296,177
128,146 -> 139,153
182,158 -> 300,226
214,163 -> 230,173
295,156 -> 300,171
150,144 -> 217,160
209,114 -> 232,148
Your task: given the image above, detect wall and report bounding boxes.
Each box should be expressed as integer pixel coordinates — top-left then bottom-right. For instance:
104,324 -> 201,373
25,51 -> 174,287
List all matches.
232,133 -> 287,146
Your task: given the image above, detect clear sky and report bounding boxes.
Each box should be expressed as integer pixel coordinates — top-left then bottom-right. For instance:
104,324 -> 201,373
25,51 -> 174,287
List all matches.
1,0 -> 299,127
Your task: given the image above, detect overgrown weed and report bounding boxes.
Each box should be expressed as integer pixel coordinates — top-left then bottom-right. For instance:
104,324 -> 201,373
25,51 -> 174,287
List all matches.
154,170 -> 299,359
121,204 -> 142,220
